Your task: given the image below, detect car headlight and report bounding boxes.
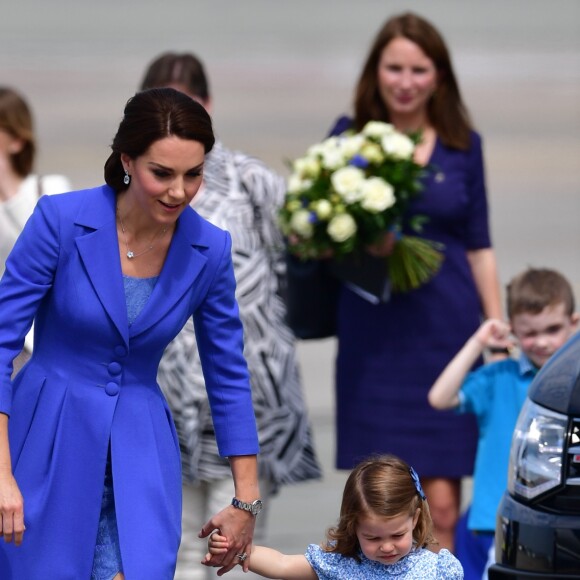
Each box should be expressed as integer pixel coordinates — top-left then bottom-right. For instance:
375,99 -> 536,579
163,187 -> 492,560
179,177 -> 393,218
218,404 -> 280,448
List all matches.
508,398 -> 568,500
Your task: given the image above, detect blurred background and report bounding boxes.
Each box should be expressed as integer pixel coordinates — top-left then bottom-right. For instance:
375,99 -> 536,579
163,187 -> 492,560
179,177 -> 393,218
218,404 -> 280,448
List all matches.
2,0 -> 579,555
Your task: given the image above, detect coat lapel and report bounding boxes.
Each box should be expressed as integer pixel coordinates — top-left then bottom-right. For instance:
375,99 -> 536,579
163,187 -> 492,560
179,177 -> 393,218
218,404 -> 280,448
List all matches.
74,186 -> 130,346
128,207 -> 208,338
72,187 -> 209,344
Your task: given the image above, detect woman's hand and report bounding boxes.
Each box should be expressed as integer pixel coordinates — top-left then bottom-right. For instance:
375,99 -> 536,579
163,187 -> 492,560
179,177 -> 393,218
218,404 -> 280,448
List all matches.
365,231 -> 397,257
0,471 -> 25,546
199,505 -> 256,576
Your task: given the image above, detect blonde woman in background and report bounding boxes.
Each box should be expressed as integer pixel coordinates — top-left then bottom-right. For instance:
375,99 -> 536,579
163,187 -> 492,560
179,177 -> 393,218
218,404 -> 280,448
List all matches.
0,87 -> 69,371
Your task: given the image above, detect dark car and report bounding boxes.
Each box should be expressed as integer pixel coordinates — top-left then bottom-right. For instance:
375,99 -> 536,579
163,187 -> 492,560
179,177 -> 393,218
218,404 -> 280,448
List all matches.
489,332 -> 580,579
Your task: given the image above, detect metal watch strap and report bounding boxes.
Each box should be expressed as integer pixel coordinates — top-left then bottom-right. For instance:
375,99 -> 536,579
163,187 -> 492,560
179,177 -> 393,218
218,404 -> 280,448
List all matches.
231,497 -> 263,516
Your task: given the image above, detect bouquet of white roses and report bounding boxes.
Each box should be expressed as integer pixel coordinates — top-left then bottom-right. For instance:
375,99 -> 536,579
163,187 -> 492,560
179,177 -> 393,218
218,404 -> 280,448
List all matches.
280,121 -> 444,294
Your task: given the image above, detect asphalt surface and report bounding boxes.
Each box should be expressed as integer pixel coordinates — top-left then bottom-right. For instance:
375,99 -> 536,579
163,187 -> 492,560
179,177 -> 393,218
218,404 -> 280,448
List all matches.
2,0 -> 579,572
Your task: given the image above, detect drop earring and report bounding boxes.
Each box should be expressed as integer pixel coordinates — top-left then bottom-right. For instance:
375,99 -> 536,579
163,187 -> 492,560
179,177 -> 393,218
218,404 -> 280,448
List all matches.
123,169 -> 131,186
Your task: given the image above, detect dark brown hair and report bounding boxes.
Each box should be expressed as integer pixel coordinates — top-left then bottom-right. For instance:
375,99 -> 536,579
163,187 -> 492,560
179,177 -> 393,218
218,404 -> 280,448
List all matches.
104,87 -> 215,192
0,87 -> 36,177
324,455 -> 435,560
507,268 -> 575,319
354,12 -> 472,149
139,52 -> 210,102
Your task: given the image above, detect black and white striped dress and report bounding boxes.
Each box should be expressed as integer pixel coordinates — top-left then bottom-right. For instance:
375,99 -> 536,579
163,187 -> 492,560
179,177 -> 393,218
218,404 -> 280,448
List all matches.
157,141 -> 321,489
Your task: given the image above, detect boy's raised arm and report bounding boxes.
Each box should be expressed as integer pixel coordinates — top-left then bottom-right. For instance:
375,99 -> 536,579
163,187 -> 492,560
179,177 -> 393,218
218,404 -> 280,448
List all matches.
428,319 -> 512,410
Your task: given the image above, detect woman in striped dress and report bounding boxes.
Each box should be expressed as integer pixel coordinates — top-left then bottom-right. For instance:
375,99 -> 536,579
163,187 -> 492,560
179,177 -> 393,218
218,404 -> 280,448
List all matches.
140,53 -> 322,580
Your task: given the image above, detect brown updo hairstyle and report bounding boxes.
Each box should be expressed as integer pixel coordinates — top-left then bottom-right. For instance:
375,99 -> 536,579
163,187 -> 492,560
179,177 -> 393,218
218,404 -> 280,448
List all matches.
140,52 -> 210,102
325,454 -> 436,560
0,87 -> 36,178
354,12 -> 472,150
104,87 -> 215,192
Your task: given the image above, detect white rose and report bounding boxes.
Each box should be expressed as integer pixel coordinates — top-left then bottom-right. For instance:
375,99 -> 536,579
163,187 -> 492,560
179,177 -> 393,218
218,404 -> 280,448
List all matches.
287,174 -> 305,193
289,209 -> 314,238
327,213 -> 357,242
321,149 -> 343,170
316,137 -> 344,169
285,199 -> 302,212
331,166 -> 365,204
360,142 -> 385,164
381,132 -> 415,160
338,134 -> 365,158
362,121 -> 395,138
360,177 -> 396,213
293,155 -> 321,179
315,199 -> 333,220
306,143 -> 325,157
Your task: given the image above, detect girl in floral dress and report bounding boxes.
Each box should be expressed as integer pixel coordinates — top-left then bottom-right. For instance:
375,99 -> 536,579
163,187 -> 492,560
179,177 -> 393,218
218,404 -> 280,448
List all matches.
206,455 -> 463,579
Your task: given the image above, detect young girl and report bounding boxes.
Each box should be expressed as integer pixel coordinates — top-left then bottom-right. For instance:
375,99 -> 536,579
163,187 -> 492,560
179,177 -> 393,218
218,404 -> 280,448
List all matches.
206,455 -> 463,578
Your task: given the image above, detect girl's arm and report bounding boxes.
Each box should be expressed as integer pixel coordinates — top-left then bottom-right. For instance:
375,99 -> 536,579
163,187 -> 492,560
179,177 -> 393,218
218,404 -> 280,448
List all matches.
428,318 -> 512,410
248,546 -> 318,580
207,532 -> 317,580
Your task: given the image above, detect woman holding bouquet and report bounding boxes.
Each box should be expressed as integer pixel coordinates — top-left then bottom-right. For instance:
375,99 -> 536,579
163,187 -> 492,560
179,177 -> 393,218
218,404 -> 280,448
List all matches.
327,12 -> 502,552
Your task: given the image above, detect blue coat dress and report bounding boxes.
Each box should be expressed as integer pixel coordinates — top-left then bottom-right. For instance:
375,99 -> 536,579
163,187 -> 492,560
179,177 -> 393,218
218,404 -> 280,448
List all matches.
0,185 -> 259,579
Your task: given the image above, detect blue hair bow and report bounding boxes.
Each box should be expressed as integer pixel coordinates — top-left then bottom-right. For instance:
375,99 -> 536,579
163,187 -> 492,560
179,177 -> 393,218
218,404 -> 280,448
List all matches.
409,466 -> 427,501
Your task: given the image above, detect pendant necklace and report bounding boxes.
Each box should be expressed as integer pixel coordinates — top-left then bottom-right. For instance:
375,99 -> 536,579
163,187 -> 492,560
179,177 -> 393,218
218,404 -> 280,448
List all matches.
117,211 -> 169,260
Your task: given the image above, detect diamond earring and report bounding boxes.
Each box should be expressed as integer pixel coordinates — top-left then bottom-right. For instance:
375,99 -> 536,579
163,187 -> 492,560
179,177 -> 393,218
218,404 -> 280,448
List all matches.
123,169 -> 131,186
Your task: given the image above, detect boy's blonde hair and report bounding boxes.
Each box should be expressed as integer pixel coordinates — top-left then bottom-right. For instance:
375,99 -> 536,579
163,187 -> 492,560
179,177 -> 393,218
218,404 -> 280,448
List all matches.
324,455 -> 436,560
507,268 -> 575,319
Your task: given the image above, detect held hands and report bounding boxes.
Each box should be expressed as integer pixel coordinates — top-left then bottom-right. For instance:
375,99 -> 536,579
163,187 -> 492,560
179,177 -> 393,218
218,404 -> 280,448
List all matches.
0,471 -> 25,546
204,530 -> 233,564
199,505 -> 255,576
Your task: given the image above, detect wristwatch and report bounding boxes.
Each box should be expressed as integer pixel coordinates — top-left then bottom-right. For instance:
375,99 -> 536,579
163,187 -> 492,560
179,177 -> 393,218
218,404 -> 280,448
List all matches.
231,497 -> 263,516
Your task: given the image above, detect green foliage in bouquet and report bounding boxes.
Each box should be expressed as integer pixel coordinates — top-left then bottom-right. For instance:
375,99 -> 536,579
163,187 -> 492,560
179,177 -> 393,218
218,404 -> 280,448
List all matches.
280,121 -> 444,293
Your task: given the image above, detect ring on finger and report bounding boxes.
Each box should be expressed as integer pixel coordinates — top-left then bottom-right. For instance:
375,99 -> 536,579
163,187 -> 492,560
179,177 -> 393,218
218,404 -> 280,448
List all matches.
237,552 -> 248,562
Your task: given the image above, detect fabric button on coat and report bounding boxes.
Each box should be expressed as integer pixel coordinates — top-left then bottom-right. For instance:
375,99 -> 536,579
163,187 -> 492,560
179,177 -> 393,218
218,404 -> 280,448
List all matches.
114,345 -> 127,358
105,382 -> 120,396
108,362 -> 122,375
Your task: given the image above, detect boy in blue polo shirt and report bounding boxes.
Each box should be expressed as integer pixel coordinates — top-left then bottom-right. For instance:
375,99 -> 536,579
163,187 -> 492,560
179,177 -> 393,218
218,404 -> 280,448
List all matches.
428,267 -> 578,580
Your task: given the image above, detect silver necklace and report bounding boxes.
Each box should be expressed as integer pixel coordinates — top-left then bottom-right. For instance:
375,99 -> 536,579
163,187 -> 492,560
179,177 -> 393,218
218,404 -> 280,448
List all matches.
117,211 -> 169,260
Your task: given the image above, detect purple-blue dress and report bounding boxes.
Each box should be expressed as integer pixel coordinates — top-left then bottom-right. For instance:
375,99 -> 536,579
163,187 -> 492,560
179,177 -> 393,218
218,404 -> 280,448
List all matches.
334,120 -> 489,477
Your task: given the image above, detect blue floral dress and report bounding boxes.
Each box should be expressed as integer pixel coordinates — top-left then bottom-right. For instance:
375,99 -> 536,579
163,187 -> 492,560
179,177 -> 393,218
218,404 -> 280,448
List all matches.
305,545 -> 463,579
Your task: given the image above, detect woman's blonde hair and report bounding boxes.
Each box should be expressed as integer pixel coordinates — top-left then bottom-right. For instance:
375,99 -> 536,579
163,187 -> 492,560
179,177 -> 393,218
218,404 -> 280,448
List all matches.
325,455 -> 436,559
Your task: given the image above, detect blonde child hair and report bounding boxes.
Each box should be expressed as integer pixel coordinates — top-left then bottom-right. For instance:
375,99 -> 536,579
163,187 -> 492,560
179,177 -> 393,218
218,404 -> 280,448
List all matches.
324,454 -> 436,560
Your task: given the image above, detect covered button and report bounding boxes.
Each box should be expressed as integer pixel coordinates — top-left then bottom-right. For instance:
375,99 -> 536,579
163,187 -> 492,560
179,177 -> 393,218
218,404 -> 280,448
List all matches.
105,382 -> 120,396
114,345 -> 127,357
108,362 -> 122,376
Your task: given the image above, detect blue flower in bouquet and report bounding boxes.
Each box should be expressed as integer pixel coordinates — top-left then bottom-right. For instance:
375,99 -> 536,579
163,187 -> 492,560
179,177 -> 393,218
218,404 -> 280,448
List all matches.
280,121 -> 444,292
350,154 -> 370,169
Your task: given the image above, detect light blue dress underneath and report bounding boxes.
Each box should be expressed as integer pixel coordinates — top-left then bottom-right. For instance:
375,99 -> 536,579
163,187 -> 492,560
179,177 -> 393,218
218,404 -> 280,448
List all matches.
305,544 -> 464,579
91,275 -> 158,580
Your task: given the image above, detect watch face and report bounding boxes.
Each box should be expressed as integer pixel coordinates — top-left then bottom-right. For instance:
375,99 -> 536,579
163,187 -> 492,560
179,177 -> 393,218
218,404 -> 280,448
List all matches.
251,499 -> 263,515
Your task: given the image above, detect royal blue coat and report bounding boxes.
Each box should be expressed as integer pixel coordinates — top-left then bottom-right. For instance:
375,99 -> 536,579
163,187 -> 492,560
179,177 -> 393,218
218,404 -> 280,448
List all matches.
0,185 -> 259,579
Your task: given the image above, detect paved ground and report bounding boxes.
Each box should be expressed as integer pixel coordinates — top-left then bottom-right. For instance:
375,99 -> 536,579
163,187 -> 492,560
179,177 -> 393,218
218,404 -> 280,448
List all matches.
2,0 -> 580,571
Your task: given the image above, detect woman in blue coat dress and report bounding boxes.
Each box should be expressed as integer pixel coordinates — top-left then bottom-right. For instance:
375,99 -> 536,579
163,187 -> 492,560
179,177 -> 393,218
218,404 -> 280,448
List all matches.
0,88 -> 261,579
